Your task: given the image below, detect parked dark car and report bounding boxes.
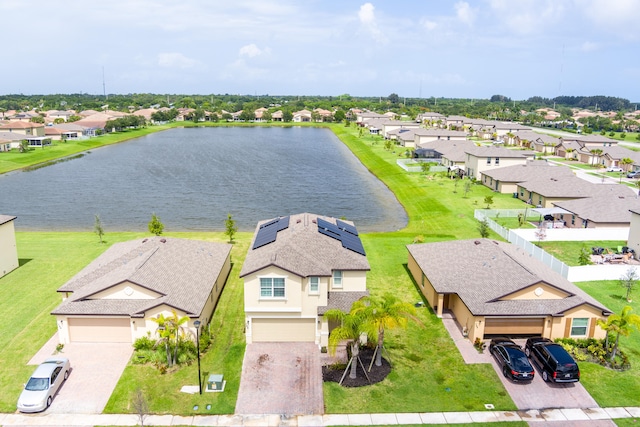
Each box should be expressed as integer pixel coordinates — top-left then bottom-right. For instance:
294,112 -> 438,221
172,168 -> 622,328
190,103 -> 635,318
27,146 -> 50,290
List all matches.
525,337 -> 580,383
489,337 -> 535,382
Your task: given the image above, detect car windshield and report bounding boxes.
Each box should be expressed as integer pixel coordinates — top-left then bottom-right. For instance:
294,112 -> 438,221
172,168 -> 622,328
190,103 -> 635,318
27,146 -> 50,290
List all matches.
25,377 -> 49,391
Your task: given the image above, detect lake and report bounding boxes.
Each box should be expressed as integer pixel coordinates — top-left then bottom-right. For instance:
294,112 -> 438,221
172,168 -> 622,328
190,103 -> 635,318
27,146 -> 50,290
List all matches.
0,126 -> 407,232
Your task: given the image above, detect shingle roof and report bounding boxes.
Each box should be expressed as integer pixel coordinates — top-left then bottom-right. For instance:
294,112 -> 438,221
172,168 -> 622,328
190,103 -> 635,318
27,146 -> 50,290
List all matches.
0,215 -> 16,226
317,291 -> 370,315
51,237 -> 232,317
239,213 -> 370,278
464,145 -> 533,158
407,239 -> 610,316
553,190 -> 640,224
481,161 -> 573,183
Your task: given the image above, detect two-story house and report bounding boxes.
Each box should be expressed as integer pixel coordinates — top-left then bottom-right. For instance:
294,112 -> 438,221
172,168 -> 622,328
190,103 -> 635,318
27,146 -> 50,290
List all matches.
240,213 -> 370,347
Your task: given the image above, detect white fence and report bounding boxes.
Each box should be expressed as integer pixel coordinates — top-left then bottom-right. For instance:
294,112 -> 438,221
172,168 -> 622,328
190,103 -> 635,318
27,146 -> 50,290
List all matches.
396,158 -> 442,172
474,209 -> 632,280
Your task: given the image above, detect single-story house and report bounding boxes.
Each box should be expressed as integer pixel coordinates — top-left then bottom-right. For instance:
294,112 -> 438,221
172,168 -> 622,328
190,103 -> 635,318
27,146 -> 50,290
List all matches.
552,186 -> 640,228
0,215 -> 18,278
240,213 -> 370,347
407,239 -> 611,342
51,237 -> 232,344
413,129 -> 468,146
480,160 -> 573,194
381,120 -> 421,139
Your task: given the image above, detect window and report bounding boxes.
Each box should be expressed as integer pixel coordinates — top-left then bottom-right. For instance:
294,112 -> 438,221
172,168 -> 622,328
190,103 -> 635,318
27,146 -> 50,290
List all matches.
570,318 -> 588,336
260,277 -> 285,298
333,270 -> 343,288
486,157 -> 491,165
495,157 -> 500,165
309,276 -> 319,294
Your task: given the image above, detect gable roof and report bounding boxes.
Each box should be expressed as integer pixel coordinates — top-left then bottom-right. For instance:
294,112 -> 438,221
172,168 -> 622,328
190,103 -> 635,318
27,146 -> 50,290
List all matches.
464,145 -> 533,158
553,189 -> 640,223
407,239 -> 610,317
0,215 -> 17,226
51,237 -> 232,318
480,161 -> 573,183
240,213 -> 370,278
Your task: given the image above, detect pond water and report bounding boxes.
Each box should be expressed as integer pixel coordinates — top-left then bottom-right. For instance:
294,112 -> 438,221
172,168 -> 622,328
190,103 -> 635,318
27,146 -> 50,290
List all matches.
0,127 -> 407,232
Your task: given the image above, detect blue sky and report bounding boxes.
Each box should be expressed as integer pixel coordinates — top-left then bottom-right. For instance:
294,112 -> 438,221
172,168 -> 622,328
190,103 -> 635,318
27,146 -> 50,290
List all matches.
3,0 -> 639,100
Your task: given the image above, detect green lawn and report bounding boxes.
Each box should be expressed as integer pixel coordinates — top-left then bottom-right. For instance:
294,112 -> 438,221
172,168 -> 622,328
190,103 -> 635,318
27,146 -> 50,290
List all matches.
537,240 -> 627,266
2,122 -> 638,416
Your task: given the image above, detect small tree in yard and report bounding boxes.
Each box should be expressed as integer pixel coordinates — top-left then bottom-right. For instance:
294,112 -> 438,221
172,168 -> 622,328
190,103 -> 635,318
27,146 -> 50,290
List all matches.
132,388 -> 149,426
578,245 -> 591,265
598,306 -> 640,363
463,180 -> 472,198
477,218 -> 489,238
534,223 -> 546,245
620,267 -> 639,302
148,213 -> 164,236
224,213 -> 237,243
94,214 -> 105,243
420,162 -> 429,175
483,195 -> 494,209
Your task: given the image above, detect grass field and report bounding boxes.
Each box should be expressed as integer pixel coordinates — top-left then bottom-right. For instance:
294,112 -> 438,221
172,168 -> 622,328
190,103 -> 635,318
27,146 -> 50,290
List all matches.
1,122 -> 639,420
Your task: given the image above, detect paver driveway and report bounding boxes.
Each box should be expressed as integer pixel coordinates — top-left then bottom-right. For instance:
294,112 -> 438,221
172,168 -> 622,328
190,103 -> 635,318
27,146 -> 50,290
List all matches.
27,335 -> 133,414
235,342 -> 323,416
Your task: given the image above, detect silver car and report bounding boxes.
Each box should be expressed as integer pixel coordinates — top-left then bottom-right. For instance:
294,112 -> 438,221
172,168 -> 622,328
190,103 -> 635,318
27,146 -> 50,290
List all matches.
17,357 -> 70,413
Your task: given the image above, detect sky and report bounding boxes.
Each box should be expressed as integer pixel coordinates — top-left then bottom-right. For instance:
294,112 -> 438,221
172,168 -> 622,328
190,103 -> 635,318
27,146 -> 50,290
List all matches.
2,0 -> 640,101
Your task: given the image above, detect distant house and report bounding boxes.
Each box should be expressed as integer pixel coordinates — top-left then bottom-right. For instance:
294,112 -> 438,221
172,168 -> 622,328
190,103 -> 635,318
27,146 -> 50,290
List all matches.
552,186 -> 640,228
0,215 -> 18,278
513,130 -> 560,153
407,239 -> 611,343
44,123 -> 89,141
413,129 -> 468,146
480,160 -> 573,194
293,110 -> 312,122
240,213 -> 370,347
381,120 -> 420,140
464,146 -> 533,180
52,237 -> 232,344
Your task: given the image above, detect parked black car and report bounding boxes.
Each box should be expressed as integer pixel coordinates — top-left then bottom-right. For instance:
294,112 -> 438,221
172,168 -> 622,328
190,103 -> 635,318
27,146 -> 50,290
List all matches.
525,337 -> 580,383
489,337 -> 535,382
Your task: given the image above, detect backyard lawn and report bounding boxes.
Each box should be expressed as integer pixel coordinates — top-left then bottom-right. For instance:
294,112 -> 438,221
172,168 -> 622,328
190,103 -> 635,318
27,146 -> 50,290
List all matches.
2,122 -> 639,419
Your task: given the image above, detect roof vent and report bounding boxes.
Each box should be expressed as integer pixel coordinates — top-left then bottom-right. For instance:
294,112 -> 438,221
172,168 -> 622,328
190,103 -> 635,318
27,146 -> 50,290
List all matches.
160,238 -> 166,243
474,240 -> 481,245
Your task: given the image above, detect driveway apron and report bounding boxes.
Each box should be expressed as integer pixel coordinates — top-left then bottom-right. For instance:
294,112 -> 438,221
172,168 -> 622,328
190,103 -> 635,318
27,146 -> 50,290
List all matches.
235,342 -> 323,416
27,335 -> 133,414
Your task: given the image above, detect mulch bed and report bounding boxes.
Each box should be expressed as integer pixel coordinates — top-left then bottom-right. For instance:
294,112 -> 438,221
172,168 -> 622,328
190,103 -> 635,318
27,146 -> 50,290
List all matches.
322,347 -> 391,387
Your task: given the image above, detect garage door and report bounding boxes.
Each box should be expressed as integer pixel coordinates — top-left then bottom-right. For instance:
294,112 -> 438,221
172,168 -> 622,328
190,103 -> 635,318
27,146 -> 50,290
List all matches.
251,318 -> 315,342
68,317 -> 131,343
484,318 -> 544,336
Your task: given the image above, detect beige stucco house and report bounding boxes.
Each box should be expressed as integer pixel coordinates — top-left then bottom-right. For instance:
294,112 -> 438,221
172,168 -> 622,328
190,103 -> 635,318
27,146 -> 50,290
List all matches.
0,215 -> 19,278
240,213 -> 370,347
464,146 -> 533,180
480,160 -> 574,194
407,239 -> 611,343
51,237 -> 232,344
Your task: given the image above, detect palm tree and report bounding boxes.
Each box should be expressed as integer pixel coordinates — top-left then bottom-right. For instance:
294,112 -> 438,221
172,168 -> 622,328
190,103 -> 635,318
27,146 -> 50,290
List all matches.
589,148 -> 603,166
599,306 -> 640,362
166,310 -> 190,365
151,313 -> 173,366
620,157 -> 634,172
324,301 -> 375,383
354,293 -> 421,368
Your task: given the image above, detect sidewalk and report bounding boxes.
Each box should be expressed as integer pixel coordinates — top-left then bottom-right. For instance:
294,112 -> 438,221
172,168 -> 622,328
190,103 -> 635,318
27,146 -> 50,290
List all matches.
0,407 -> 638,426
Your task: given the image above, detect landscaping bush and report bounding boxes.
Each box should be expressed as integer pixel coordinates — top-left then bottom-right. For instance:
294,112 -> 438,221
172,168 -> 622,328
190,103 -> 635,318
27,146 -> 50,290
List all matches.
556,337 -> 630,370
133,335 -> 156,351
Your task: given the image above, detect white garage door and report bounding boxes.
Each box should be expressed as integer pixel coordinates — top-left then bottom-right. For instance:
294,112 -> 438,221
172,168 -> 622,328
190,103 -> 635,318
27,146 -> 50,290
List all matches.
484,318 -> 545,336
68,317 -> 132,343
251,318 -> 316,342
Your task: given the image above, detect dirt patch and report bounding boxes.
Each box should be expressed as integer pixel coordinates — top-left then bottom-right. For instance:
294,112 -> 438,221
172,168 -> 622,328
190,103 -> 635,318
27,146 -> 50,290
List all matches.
322,347 -> 391,387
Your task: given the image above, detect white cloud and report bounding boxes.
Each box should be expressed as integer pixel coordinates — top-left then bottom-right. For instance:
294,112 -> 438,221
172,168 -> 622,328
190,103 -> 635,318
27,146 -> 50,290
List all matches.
488,0 -> 564,35
157,52 -> 199,69
239,44 -> 271,58
580,41 -> 600,52
420,18 -> 438,31
454,2 -> 475,25
358,3 -> 388,44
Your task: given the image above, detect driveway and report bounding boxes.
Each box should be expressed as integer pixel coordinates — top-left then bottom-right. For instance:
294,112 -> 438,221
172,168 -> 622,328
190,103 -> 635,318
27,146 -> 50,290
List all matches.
26,335 -> 133,414
235,342 -> 323,416
488,339 -> 598,411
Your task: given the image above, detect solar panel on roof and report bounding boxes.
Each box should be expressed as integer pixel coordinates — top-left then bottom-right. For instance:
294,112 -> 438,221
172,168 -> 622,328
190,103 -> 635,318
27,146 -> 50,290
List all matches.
252,216 -> 291,250
336,219 -> 358,236
259,218 -> 279,229
277,215 -> 290,231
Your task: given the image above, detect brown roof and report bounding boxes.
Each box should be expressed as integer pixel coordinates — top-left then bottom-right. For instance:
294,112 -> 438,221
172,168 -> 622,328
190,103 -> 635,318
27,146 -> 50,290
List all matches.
407,239 -> 610,317
0,121 -> 44,130
0,215 -> 17,226
51,237 -> 232,317
240,213 -> 370,278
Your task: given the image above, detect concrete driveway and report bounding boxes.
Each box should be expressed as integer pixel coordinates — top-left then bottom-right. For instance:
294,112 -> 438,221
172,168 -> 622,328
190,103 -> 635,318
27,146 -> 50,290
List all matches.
235,342 -> 323,416
26,335 -> 133,414
488,340 -> 598,411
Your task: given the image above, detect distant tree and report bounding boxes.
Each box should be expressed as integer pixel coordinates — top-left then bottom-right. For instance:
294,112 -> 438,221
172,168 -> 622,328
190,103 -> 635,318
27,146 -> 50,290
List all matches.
224,213 -> 237,243
420,162 -> 429,174
19,140 -> 29,153
53,117 -> 65,124
239,109 -> 255,121
148,213 -> 164,236
477,218 -> 489,238
483,195 -> 494,209
334,110 -> 346,122
30,116 -> 45,124
620,158 -> 634,172
620,267 -> 639,302
67,114 -> 82,122
599,306 -> 640,363
191,108 -> 205,122
282,110 -> 293,122
578,246 -> 591,265
261,110 -> 272,122
94,214 -> 105,243
463,180 -> 472,198
388,93 -> 400,104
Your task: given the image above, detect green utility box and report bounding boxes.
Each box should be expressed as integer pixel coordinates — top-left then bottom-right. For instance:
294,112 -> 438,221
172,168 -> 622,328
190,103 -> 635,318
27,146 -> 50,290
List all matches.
206,374 -> 224,391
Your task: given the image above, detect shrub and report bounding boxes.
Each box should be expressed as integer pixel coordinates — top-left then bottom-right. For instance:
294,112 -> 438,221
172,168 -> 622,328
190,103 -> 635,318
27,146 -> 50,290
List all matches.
133,336 -> 156,351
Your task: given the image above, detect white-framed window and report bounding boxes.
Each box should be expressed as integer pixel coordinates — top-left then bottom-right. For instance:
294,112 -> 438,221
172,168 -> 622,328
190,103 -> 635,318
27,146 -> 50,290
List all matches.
495,157 -> 500,165
309,276 -> 319,294
570,318 -> 588,336
332,270 -> 343,288
260,277 -> 285,298
486,157 -> 491,165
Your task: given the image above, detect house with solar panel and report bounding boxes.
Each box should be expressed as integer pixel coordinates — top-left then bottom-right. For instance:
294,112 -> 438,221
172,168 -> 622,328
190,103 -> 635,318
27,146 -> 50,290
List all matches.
240,213 -> 370,347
